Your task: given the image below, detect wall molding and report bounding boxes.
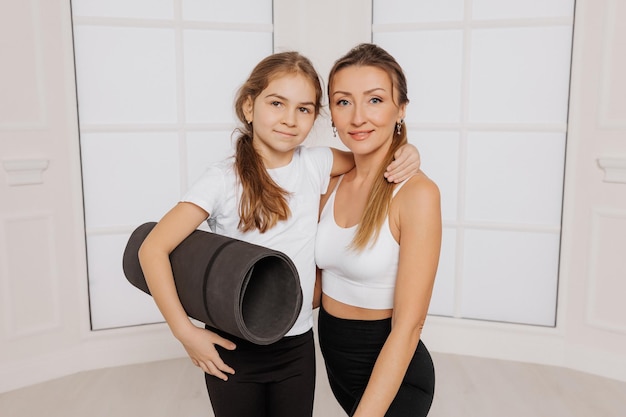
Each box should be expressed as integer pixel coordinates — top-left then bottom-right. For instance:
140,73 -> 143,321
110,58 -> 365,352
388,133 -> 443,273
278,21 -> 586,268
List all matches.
597,157 -> 626,183
586,207 -> 626,334
598,0 -> 626,129
2,158 -> 49,185
1,212 -> 61,339
0,0 -> 47,131
424,315 -> 626,382
0,323 -> 183,393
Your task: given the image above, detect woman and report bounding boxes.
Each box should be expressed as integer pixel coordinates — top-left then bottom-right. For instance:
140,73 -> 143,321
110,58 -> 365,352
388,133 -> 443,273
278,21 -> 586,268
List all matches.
316,44 -> 442,416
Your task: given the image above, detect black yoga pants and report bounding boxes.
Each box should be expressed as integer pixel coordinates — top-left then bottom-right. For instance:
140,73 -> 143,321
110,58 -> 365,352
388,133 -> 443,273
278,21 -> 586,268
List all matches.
204,326 -> 316,417
318,306 -> 435,416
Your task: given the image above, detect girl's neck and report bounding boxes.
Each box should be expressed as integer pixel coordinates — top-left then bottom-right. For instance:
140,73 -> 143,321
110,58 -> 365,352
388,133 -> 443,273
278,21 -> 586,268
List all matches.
255,146 -> 296,169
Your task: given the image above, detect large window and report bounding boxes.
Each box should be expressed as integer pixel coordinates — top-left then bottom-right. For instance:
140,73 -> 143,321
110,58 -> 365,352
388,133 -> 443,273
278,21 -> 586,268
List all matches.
71,0 -> 273,329
374,0 -> 575,325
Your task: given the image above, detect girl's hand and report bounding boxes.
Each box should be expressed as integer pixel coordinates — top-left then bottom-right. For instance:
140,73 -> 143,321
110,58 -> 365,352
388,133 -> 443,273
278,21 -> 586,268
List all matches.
178,325 -> 237,381
384,143 -> 421,183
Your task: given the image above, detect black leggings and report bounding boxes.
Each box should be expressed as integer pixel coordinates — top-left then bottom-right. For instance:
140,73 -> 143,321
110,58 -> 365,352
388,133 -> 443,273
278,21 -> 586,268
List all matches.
204,326 -> 316,417
318,306 -> 435,416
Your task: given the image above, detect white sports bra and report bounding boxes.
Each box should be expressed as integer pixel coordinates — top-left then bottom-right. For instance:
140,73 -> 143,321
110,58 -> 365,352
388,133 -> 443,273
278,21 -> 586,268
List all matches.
315,176 -> 407,309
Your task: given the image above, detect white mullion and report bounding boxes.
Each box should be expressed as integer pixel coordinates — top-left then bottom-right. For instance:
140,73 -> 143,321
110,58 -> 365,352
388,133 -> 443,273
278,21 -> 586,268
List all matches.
372,16 -> 573,34
173,0 -> 188,195
453,0 -> 474,319
72,16 -> 273,33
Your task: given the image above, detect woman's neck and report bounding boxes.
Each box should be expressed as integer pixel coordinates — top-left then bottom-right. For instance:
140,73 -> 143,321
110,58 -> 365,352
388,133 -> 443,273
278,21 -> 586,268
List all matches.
350,145 -> 389,183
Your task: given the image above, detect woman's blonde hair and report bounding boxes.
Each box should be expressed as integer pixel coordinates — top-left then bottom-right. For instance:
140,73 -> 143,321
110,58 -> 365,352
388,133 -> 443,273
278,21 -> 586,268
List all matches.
328,43 -> 410,249
233,52 -> 323,233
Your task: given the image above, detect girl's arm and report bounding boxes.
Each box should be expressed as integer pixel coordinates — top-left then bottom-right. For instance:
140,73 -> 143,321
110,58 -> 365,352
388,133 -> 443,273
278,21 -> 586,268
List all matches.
328,144 -> 421,181
138,202 -> 237,381
353,175 -> 442,417
385,143 -> 422,183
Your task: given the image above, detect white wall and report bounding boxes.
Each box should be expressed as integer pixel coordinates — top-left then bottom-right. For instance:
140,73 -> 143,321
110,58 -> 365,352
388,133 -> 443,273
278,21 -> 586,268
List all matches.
1,0 -> 626,394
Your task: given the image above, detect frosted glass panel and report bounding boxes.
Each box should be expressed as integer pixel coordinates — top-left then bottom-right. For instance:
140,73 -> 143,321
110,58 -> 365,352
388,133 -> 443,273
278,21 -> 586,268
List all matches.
182,0 -> 272,23
81,132 -> 180,228
372,0 -> 572,328
87,234 -> 164,329
469,26 -> 573,124
473,0 -> 575,20
72,0 -> 273,330
375,31 -> 464,123
71,0 -> 174,19
184,31 -> 273,123
410,131 -> 460,222
461,229 -> 559,325
73,26 -> 177,125
187,131 -> 236,185
428,228 -> 457,316
465,132 -> 565,226
374,0 -> 464,23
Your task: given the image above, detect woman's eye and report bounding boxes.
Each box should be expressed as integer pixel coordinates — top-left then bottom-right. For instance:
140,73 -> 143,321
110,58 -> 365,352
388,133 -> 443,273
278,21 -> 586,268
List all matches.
336,99 -> 350,106
370,97 -> 382,104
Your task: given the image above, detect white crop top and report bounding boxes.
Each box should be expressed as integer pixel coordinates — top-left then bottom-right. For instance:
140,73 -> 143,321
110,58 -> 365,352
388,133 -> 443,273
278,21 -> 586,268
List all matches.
315,176 -> 407,309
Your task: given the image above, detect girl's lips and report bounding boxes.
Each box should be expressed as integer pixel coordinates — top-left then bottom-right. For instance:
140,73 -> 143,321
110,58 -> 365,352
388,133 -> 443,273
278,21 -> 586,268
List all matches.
274,130 -> 297,137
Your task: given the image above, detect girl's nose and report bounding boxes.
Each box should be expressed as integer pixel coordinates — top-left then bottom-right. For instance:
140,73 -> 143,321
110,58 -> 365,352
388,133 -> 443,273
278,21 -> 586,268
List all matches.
282,109 -> 297,127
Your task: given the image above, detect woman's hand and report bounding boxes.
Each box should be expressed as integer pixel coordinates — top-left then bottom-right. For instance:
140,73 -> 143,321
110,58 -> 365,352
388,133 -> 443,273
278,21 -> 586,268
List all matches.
177,324 -> 237,381
384,143 -> 421,183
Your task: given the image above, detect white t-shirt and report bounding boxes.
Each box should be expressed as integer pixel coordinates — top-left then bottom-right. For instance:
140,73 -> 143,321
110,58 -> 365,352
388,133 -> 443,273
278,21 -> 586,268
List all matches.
182,146 -> 333,336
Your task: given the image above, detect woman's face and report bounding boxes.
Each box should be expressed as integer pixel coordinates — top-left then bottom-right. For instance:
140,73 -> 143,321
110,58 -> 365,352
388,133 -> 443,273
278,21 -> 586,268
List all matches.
329,65 -> 406,156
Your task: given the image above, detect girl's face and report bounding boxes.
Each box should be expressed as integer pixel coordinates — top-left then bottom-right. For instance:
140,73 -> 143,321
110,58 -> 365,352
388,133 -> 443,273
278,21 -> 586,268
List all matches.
243,73 -> 317,168
330,65 -> 406,157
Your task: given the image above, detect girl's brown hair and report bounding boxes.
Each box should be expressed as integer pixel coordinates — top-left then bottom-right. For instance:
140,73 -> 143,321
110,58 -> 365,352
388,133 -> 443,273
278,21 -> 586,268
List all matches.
328,43 -> 410,250
233,52 -> 323,233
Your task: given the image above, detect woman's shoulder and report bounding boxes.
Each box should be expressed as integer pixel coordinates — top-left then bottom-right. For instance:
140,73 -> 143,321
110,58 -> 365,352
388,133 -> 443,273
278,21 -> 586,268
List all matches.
394,172 -> 440,206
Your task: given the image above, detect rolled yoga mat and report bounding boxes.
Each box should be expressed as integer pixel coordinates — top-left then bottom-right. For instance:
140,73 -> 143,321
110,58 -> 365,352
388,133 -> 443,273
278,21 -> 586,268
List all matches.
122,222 -> 303,345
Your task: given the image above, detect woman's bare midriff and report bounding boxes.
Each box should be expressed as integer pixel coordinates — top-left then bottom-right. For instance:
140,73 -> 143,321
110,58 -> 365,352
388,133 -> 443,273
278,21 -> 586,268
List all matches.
321,293 -> 393,320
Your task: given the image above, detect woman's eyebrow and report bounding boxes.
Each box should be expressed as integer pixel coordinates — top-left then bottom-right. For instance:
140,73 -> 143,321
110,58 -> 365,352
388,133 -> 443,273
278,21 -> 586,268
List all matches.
331,87 -> 386,97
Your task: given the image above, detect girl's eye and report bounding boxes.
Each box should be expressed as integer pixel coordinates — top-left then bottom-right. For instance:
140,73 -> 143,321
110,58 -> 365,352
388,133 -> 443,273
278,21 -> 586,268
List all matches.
299,107 -> 313,114
336,99 -> 350,106
271,101 -> 283,107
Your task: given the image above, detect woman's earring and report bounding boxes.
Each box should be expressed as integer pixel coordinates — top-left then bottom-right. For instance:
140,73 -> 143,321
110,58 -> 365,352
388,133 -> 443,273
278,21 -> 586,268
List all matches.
331,121 -> 337,137
396,120 -> 403,135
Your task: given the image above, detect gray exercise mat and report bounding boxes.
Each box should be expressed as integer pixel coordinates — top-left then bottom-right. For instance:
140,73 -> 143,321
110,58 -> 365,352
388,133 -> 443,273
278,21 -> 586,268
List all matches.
122,222 -> 303,345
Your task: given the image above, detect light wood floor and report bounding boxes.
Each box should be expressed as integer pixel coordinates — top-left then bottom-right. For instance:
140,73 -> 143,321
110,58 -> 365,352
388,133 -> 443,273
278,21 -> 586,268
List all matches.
1,351 -> 624,417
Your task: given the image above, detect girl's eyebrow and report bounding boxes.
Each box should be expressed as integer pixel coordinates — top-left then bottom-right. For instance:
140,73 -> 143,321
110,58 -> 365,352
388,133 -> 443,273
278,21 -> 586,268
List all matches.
265,93 -> 315,107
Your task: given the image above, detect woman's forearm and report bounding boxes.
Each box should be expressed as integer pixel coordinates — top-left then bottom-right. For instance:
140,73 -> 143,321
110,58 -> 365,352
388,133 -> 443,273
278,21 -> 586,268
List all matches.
353,325 -> 422,417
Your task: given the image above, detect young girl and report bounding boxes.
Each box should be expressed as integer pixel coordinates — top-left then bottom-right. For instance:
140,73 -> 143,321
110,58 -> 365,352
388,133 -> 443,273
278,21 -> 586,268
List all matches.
138,51 -> 420,417
316,44 -> 441,417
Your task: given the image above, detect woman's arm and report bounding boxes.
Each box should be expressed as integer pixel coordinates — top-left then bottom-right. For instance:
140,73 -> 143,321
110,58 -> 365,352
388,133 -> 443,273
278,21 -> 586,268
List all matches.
353,174 -> 442,417
138,202 -> 237,380
328,144 -> 421,180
